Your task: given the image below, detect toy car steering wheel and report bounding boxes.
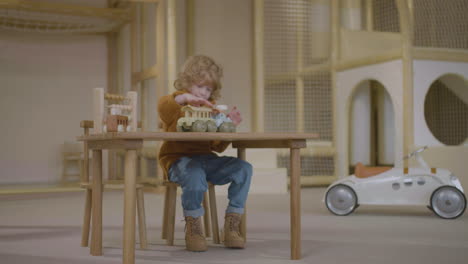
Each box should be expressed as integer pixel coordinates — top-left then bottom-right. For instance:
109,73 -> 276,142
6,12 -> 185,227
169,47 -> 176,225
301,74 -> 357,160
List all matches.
404,146 -> 428,160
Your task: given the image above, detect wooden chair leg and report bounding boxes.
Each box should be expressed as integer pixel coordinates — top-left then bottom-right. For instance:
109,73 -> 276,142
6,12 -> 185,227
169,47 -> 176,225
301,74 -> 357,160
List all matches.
79,160 -> 84,182
241,207 -> 247,240
81,189 -> 92,247
161,186 -> 170,240
136,188 -> 147,249
208,184 -> 220,244
202,192 -> 211,237
166,185 -> 177,246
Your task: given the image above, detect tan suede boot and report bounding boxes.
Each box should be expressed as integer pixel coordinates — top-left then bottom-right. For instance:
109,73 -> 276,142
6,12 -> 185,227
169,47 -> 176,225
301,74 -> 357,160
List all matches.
185,216 -> 207,252
223,213 -> 245,249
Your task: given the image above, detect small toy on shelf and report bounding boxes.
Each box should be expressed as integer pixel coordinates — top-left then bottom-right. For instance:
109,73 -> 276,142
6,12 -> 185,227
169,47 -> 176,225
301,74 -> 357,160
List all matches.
176,104 -> 236,132
324,146 -> 466,219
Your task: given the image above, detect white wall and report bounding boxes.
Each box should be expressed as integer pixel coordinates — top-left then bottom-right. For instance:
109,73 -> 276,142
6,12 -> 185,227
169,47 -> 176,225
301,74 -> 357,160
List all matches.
377,88 -> 395,164
349,80 -> 395,166
192,0 -> 253,132
349,82 -> 371,165
0,32 -> 107,184
336,60 -> 404,178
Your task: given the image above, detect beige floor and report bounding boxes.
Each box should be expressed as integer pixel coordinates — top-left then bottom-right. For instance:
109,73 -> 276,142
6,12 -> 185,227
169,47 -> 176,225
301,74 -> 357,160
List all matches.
0,188 -> 467,264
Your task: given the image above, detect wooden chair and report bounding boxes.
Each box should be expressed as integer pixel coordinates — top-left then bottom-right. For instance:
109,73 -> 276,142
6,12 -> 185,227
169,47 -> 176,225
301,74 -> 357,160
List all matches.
61,141 -> 84,184
161,181 -> 221,245
81,88 -> 147,249
80,120 -> 149,249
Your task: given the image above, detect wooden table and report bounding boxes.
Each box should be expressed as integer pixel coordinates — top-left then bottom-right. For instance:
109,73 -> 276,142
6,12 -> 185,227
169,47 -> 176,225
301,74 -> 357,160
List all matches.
78,132 -> 318,263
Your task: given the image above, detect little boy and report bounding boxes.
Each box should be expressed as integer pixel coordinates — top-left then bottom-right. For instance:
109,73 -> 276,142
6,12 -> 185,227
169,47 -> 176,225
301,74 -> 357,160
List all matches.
157,55 -> 252,252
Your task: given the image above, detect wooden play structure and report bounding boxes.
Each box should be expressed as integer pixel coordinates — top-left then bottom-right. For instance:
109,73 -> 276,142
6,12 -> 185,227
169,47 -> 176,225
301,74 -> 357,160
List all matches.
253,0 -> 468,185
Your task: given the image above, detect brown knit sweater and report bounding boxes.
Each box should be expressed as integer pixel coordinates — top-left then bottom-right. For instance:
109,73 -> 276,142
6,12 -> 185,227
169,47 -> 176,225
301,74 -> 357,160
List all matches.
157,91 -> 230,179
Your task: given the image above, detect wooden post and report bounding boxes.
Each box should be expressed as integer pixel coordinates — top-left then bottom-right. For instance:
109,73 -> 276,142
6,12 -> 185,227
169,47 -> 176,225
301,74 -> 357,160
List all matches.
93,88 -> 104,133
131,3 -> 139,92
161,186 -> 170,239
208,184 -> 220,244
237,148 -> 247,240
90,149 -> 103,256
296,9 -> 304,133
139,3 -> 147,131
136,188 -> 147,249
290,147 -> 301,260
331,0 -> 341,180
81,189 -> 92,247
107,28 -> 117,180
365,0 -> 373,31
396,0 -> 415,168
167,0 -> 177,93
166,185 -> 177,246
186,0 -> 195,57
253,0 -> 265,132
81,126 -> 91,247
202,192 -> 212,237
127,91 -> 138,132
123,149 -> 137,264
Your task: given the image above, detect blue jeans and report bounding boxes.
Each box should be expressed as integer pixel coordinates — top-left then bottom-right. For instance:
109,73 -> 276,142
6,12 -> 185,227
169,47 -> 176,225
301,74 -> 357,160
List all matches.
168,154 -> 253,218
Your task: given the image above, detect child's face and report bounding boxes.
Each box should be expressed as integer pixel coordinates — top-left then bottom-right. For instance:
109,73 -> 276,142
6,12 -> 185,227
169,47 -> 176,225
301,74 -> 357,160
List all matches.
188,83 -> 214,100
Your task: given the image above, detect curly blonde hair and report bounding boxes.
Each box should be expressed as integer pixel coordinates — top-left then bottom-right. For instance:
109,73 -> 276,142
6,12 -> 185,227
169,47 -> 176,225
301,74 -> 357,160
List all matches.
174,55 -> 223,100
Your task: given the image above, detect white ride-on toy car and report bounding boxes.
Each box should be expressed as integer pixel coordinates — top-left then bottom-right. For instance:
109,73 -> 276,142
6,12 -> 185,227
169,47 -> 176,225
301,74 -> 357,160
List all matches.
325,146 -> 466,219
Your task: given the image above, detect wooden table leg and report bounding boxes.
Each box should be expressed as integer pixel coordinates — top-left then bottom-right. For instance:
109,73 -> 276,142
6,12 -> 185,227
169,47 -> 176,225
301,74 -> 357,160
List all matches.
123,150 -> 137,264
237,148 -> 247,239
90,149 -> 103,256
290,147 -> 301,260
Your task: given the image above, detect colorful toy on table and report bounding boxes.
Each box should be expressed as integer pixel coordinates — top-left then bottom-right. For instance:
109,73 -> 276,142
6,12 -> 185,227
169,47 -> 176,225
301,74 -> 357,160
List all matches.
104,104 -> 132,132
93,88 -> 137,133
176,104 -> 236,132
324,146 -> 466,219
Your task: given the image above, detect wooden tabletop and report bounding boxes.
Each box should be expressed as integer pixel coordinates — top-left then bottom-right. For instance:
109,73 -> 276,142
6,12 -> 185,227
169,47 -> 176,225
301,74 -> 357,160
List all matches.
77,132 -> 319,142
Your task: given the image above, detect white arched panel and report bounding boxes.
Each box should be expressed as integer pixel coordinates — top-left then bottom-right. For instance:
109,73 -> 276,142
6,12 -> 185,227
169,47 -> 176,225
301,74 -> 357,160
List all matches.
336,60 -> 404,178
413,60 -> 468,147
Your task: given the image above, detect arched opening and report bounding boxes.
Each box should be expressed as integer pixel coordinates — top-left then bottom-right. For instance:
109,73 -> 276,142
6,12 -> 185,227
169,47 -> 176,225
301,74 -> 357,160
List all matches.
424,74 -> 468,145
348,80 -> 395,173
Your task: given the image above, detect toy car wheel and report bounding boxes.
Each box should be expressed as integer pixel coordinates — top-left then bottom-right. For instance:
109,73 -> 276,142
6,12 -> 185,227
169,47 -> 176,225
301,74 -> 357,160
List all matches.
430,186 -> 466,219
218,122 -> 231,132
325,184 -> 358,216
206,120 -> 217,132
191,120 -> 207,132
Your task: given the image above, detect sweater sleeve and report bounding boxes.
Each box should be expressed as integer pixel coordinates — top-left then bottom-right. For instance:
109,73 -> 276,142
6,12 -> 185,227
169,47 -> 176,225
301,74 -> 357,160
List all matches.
157,92 -> 185,127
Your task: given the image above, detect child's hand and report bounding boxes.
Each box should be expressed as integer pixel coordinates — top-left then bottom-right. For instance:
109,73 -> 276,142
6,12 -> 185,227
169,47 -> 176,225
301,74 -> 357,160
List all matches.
175,94 -> 213,108
227,106 -> 242,125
